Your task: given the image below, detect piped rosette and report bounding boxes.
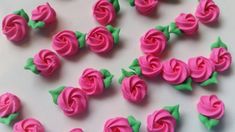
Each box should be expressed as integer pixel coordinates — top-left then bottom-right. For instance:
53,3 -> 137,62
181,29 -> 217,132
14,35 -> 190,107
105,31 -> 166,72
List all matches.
13,118 -> 45,132
127,0 -> 159,15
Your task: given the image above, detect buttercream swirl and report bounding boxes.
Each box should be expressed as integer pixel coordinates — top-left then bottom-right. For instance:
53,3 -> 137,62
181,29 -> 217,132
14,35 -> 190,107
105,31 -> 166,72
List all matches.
135,0 -> 159,15
104,117 -> 132,132
0,93 -> 21,117
13,118 -> 45,132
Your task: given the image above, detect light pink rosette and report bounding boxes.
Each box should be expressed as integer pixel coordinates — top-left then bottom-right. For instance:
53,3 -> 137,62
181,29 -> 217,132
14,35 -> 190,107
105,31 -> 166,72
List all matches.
13,118 -> 45,132
147,109 -> 176,132
210,48 -> 232,72
197,95 -> 224,119
0,93 -> 21,117
135,0 -> 159,15
140,29 -> 167,56
70,128 -> 83,132
104,117 -> 132,132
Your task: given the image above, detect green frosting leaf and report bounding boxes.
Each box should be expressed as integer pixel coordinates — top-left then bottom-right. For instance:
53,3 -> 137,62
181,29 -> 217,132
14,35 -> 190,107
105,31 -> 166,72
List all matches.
13,9 -> 29,22
164,105 -> 180,122
129,58 -> 141,76
199,114 -> 219,130
49,86 -> 65,105
24,58 -> 39,74
100,69 -> 114,89
174,78 -> 192,91
118,69 -> 136,84
169,22 -> 182,36
106,25 -> 121,45
28,20 -> 45,29
211,37 -> 228,50
200,72 -> 218,87
75,31 -> 86,48
128,0 -> 135,6
127,115 -> 141,132
156,25 -> 170,40
109,0 -> 120,12
0,113 -> 19,125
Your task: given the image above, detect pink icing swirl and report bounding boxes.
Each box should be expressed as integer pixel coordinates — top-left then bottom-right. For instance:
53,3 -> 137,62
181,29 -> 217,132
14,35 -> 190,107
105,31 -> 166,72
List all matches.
31,2 -> 56,25
86,26 -> 114,53
2,14 -> 28,42
175,13 -> 199,35
104,117 -> 132,132
121,75 -> 147,103
34,49 -> 60,77
162,58 -> 190,85
195,0 -> 220,23
58,87 -> 88,116
147,109 -> 176,132
210,48 -> 232,72
93,0 -> 116,25
138,54 -> 162,78
52,30 -> 79,57
188,56 -> 215,82
135,0 -> 159,15
140,29 -> 167,56
13,118 -> 45,132
79,68 -> 104,96
197,95 -> 225,119
0,93 -> 21,117
70,128 -> 83,132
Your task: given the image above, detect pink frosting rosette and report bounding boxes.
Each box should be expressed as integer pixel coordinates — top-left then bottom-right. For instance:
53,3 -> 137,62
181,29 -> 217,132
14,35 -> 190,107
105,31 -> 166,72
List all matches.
13,118 -> 45,132
195,0 -> 220,24
134,0 -> 159,15
70,128 -> 83,132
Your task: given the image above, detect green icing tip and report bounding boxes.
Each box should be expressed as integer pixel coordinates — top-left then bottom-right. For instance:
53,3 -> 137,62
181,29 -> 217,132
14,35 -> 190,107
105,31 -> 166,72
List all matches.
13,9 -> 29,22
211,37 -> 228,50
164,105 -> 180,122
118,69 -> 136,84
156,25 -> 170,40
127,115 -> 141,132
75,31 -> 86,48
28,20 -> 45,29
129,58 -> 141,76
174,78 -> 193,91
24,58 -> 39,74
106,25 -> 120,45
200,72 -> 218,87
100,69 -> 114,89
0,113 -> 19,125
199,114 -> 219,130
49,86 -> 65,105
128,0 -> 135,6
109,0 -> 120,12
169,22 -> 182,36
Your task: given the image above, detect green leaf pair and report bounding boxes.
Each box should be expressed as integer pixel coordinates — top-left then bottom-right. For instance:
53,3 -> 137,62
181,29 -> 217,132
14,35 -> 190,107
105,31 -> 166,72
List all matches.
49,86 -> 65,105
100,69 -> 114,89
174,78 -> 193,91
28,20 -> 45,29
199,114 -> 220,130
13,9 -> 29,22
109,0 -> 120,12
118,69 -> 136,84
129,58 -> 141,76
106,25 -> 120,45
0,113 -> 19,125
164,105 -> 180,122
156,22 -> 182,41
75,31 -> 86,48
127,115 -> 141,132
200,72 -> 218,87
24,58 -> 39,74
211,37 -> 228,50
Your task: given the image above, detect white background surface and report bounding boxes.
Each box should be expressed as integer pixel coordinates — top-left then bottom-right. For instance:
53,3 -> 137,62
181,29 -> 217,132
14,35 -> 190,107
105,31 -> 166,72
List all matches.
0,0 -> 234,132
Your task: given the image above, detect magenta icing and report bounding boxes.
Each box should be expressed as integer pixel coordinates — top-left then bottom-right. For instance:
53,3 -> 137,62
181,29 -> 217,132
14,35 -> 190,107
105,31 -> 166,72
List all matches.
188,56 -> 215,82
104,117 -> 132,132
2,14 -> 28,42
33,49 -> 60,77
147,109 -> 176,132
70,128 -> 83,132
162,58 -> 190,85
0,93 -> 21,117
135,0 -> 159,15
140,29 -> 167,56
197,95 -> 224,119
210,48 -> 232,72
121,75 -> 147,103
13,118 -> 45,132
175,13 -> 199,35
58,87 -> 88,117
86,26 -> 114,53
138,54 -> 162,78
93,0 -> 116,25
195,0 -> 220,24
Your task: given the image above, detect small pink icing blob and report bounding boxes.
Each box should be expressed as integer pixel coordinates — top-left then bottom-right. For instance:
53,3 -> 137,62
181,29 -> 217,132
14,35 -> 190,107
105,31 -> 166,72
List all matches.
138,54 -> 162,78
197,95 -> 225,119
147,109 -> 176,132
210,48 -> 232,72
33,49 -> 60,77
135,0 -> 159,15
162,58 -> 190,85
195,0 -> 220,24
93,0 -> 116,25
175,13 -> 199,35
140,29 -> 167,56
2,14 -> 28,42
58,87 -> 88,117
121,75 -> 147,103
0,93 -> 21,117
188,56 -> 215,82
104,117 -> 132,132
31,2 -> 56,25
13,118 -> 45,132
86,26 -> 114,53
70,128 -> 83,132
52,30 -> 79,57
79,68 -> 104,96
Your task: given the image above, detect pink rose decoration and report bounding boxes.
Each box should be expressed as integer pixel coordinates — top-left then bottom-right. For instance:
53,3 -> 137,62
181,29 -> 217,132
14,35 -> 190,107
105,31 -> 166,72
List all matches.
197,95 -> 225,119
138,54 -> 162,78
34,49 -> 61,77
13,118 -> 45,132
188,56 -> 215,82
2,14 -> 28,42
162,58 -> 190,84
70,128 -> 83,132
175,13 -> 199,35
135,0 -> 159,15
52,30 -> 79,57
104,117 -> 132,132
0,93 -> 21,117
79,68 -> 104,96
195,0 -> 220,23
147,109 -> 176,132
58,87 -> 88,116
140,29 -> 167,56
121,75 -> 147,103
93,0 -> 116,25
210,48 -> 232,72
